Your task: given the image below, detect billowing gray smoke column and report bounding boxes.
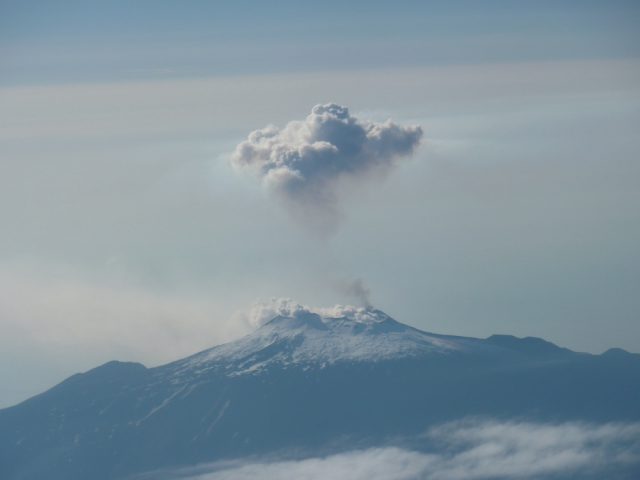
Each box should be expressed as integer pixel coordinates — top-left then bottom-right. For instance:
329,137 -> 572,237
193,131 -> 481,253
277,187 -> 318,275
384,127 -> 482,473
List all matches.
231,104 -> 423,232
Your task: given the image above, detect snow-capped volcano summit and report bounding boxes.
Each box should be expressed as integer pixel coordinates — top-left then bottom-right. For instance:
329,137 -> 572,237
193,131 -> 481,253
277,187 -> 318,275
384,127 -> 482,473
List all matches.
2,302 -> 639,480
167,304 -> 484,379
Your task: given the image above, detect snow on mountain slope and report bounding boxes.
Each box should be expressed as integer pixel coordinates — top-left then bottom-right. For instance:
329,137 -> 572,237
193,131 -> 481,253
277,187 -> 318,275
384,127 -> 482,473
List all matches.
2,302 -> 639,480
165,305 -> 496,379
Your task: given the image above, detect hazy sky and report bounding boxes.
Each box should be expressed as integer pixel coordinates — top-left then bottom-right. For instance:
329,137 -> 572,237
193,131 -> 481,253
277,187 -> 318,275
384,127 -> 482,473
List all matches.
1,1 -> 639,407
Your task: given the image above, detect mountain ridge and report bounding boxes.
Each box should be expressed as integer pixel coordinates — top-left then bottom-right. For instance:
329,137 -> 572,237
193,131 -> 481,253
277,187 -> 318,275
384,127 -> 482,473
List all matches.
10,306 -> 633,406
1,307 -> 639,480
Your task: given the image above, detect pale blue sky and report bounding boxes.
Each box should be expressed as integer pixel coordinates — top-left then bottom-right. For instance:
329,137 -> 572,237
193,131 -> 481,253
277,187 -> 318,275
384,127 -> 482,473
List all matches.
2,0 -> 639,84
1,1 -> 639,407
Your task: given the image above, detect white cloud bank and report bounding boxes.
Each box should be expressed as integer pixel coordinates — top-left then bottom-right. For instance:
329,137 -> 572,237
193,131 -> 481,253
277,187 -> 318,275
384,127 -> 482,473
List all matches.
231,103 -> 422,232
143,419 -> 640,480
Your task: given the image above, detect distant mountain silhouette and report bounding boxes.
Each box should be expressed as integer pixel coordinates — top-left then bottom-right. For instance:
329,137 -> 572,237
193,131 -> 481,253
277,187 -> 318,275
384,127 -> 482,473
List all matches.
1,308 -> 639,479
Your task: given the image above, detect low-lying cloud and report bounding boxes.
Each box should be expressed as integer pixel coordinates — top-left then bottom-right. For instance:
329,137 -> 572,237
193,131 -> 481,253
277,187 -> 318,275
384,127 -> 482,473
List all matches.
425,418 -> 640,479
231,103 -> 422,232
140,419 -> 640,480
